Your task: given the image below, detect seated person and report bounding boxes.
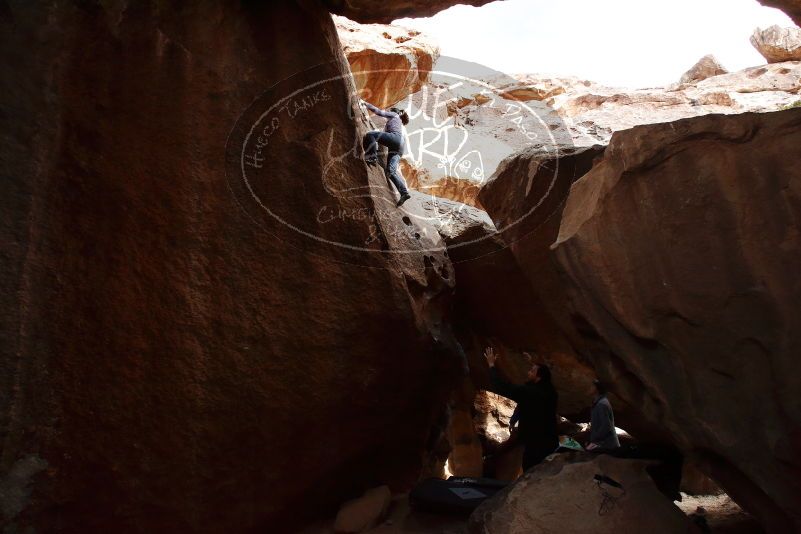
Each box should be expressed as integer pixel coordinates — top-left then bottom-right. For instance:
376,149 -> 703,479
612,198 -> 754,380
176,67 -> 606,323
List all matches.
586,379 -> 620,451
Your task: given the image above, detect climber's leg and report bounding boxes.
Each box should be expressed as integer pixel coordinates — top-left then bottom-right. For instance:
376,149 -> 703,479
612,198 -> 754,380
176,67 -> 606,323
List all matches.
362,130 -> 381,164
386,152 -> 411,207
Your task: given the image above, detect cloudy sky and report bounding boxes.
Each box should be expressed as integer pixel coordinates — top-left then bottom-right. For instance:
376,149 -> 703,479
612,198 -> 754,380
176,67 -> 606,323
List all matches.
395,0 -> 794,88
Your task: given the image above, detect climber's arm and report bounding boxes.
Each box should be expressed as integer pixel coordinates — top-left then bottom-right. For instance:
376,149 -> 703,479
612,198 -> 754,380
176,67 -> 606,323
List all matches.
363,101 -> 397,118
484,348 -> 526,403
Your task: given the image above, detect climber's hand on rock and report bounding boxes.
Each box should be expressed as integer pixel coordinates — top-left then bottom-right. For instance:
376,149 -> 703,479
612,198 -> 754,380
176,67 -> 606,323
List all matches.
484,347 -> 498,368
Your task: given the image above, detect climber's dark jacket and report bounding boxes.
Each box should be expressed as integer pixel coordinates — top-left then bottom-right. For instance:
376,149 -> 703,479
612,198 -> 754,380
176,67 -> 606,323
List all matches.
489,368 -> 558,469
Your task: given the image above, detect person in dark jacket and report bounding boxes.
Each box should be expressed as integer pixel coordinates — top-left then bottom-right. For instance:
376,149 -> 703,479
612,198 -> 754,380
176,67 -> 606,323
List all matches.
587,379 -> 620,450
361,100 -> 411,207
484,347 -> 559,470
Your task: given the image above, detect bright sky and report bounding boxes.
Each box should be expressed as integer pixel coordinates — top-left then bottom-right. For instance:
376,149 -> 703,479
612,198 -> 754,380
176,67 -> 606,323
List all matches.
394,0 -> 794,88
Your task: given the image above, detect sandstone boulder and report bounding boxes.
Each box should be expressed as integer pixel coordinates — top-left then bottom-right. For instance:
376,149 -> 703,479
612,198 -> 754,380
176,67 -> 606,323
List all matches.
412,192 -> 594,479
681,462 -> 722,496
440,205 -> 597,418
494,76 -> 570,101
399,61 -> 800,206
474,391 -> 524,481
469,453 -> 695,534
400,160 -> 484,207
473,391 -> 516,446
446,399 -> 485,477
679,54 -> 728,84
552,62 -> 801,144
399,67 -> 573,209
0,1 -> 466,531
553,109 -> 801,533
334,486 -> 392,533
473,145 -> 605,419
750,25 -> 801,63
335,16 -> 439,108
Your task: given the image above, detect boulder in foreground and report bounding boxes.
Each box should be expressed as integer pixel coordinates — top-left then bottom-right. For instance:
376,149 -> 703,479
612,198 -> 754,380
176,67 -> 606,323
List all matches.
469,453 -> 695,534
553,108 -> 801,533
334,486 -> 392,533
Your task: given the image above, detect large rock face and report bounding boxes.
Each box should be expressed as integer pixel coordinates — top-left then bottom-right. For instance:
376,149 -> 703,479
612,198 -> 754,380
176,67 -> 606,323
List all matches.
553,109 -> 801,533
335,15 -> 439,108
422,192 -> 597,418
472,145 -> 605,419
0,1 -> 469,531
414,193 -> 595,477
751,25 -> 801,63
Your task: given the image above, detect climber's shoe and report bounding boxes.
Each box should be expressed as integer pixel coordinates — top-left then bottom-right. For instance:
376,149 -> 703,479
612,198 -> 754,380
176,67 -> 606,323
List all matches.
365,158 -> 378,166
396,193 -> 411,207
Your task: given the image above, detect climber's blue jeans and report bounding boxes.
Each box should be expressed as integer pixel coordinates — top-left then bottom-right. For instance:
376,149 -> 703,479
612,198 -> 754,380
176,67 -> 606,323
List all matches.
385,152 -> 408,196
363,130 -> 409,196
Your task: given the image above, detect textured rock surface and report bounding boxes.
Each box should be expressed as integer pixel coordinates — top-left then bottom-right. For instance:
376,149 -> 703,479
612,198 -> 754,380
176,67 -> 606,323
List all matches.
401,161 -> 484,208
334,486 -> 392,533
429,194 -> 597,418
335,16 -> 439,108
445,409 -> 484,477
0,1 -> 465,532
445,378 -> 485,478
473,145 -> 605,419
469,453 -> 694,534
550,62 -> 801,144
751,25 -> 801,62
413,193 -> 595,477
334,17 -> 800,207
679,54 -> 728,84
473,391 -> 523,481
473,391 -> 516,446
553,109 -> 801,533
401,62 -> 800,206
681,462 -> 722,496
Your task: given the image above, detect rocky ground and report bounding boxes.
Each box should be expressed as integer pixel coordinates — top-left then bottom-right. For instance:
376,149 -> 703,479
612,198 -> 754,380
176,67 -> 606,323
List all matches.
302,489 -> 762,534
301,493 -> 467,534
678,494 -> 765,534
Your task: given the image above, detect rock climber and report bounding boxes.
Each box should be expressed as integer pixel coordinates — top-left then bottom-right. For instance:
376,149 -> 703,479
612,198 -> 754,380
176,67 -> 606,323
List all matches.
586,379 -> 621,451
483,347 -> 559,471
361,99 -> 412,207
